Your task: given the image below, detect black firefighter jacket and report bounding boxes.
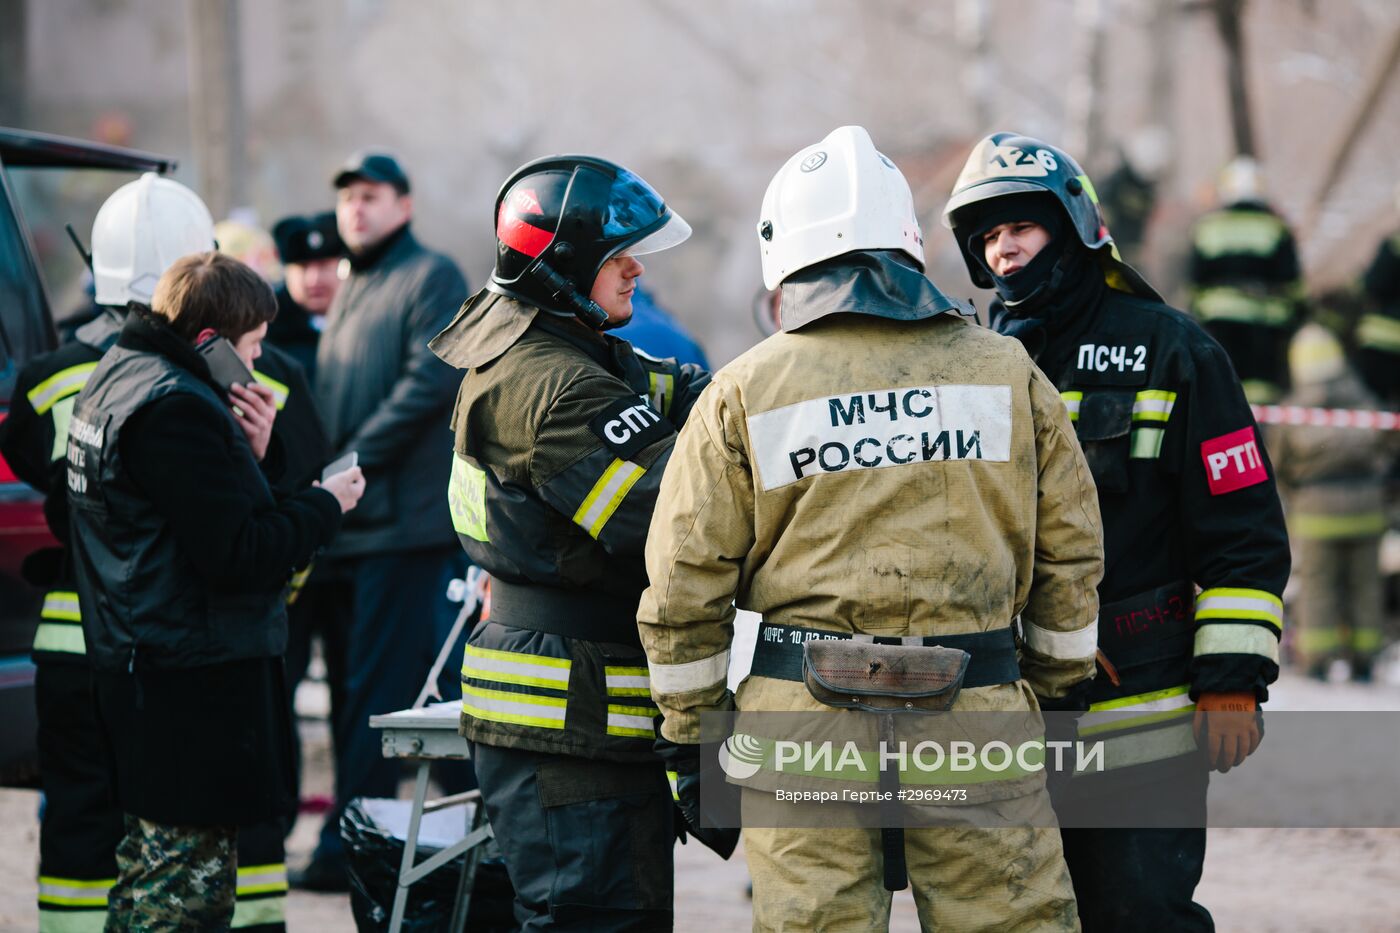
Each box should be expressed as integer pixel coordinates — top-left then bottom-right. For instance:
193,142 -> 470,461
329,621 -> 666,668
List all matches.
997,281 -> 1290,775
430,290 -> 709,761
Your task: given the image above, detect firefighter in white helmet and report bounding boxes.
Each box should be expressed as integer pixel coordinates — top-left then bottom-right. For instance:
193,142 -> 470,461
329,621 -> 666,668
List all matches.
638,126 -> 1104,931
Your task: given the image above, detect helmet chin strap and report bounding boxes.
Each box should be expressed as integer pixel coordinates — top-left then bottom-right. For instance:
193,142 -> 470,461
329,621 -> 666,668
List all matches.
523,259 -> 610,329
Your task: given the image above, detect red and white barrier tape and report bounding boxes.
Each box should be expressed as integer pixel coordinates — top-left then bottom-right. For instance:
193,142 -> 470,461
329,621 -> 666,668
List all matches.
1252,405 -> 1400,431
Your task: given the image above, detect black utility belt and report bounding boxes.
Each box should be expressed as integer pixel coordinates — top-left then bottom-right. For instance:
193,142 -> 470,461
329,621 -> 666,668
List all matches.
751,622 -> 1021,689
488,578 -> 643,648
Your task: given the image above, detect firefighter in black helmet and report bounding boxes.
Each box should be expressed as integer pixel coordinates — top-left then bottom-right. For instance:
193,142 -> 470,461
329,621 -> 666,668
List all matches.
429,155 -> 715,930
944,133 -> 1291,932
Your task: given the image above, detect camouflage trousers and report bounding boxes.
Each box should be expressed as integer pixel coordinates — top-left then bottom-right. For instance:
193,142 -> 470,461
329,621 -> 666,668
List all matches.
105,815 -> 236,932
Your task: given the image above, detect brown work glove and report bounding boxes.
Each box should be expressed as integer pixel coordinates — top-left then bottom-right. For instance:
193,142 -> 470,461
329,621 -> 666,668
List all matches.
1193,691 -> 1261,773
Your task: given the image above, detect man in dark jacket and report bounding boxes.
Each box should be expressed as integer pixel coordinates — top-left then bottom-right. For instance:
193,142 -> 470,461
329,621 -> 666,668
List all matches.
944,133 -> 1291,931
268,210 -> 344,381
67,251 -> 364,930
430,154 -> 708,930
296,151 -> 471,887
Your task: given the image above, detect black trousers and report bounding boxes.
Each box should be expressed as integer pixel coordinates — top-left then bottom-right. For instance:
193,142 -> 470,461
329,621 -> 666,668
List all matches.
1058,769 -> 1213,932
470,742 -> 674,932
35,663 -> 124,930
37,664 -> 289,931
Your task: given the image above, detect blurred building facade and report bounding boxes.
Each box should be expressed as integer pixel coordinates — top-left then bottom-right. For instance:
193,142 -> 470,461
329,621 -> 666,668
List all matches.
7,0 -> 1400,364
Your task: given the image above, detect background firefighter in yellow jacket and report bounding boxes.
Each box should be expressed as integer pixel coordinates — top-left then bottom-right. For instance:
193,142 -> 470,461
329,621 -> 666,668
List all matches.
638,126 -> 1104,933
1269,324 -> 1393,681
430,155 -> 709,932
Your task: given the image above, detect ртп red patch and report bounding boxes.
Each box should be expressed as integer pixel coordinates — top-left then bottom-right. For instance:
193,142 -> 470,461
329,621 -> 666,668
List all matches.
1200,426 -> 1267,495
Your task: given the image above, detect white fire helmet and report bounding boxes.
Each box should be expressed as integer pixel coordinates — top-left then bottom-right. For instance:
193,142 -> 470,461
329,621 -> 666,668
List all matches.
756,125 -> 925,290
91,173 -> 216,306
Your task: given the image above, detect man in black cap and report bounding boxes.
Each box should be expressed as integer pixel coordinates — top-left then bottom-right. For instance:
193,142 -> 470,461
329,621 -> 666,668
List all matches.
269,211 -> 344,381
292,150 -> 471,890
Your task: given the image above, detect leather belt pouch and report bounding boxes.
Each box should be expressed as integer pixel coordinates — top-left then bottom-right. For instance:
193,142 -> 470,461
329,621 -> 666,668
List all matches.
802,640 -> 970,713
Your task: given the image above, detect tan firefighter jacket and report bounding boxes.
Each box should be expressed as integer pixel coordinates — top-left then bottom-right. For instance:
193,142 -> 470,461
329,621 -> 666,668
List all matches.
638,256 -> 1104,744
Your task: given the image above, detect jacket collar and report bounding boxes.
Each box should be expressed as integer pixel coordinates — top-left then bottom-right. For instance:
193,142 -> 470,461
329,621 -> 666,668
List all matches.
347,222 -> 414,272
74,305 -> 126,352
116,306 -> 221,392
429,289 -> 641,386
778,250 -> 975,332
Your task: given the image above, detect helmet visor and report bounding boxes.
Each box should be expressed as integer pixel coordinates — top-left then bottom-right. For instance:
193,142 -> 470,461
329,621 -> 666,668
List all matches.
617,211 -> 691,257
600,167 -> 690,255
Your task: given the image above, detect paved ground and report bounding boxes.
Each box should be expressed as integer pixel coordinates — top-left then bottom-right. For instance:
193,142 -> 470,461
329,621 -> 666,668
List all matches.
2,670 -> 1399,931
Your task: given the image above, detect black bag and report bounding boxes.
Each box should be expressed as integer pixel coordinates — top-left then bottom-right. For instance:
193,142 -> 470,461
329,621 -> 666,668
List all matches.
342,798 -> 515,932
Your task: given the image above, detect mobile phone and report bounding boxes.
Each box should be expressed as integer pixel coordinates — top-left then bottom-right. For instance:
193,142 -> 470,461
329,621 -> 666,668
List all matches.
197,336 -> 255,393
322,451 -> 359,482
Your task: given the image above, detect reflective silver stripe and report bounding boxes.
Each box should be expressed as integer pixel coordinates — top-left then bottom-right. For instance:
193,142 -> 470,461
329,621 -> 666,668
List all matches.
42,591 -> 81,622
37,876 -> 114,906
1193,623 -> 1280,662
27,363 -> 98,415
604,665 -> 651,696
231,895 -> 286,928
461,683 -> 567,728
1079,685 -> 1194,736
606,705 -> 656,737
1076,720 -> 1198,774
1061,391 -> 1082,421
36,907 -> 109,931
463,646 -> 571,689
1131,390 -> 1176,422
648,649 -> 730,694
1195,588 -> 1283,629
33,622 -> 86,655
573,459 -> 646,538
251,371 -> 289,410
1021,616 -> 1098,660
235,863 -> 287,894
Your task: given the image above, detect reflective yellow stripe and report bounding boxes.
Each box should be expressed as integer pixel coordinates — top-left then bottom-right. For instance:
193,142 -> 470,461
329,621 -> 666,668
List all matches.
463,644 -> 571,690
33,622 -> 86,655
1299,628 -> 1344,652
50,396 -> 78,462
1193,622 -> 1280,662
1129,427 -> 1165,459
1061,391 -> 1082,422
1191,287 -> 1294,326
448,455 -> 489,542
1193,211 -> 1288,257
1357,313 -> 1400,353
1080,684 -> 1194,736
232,894 -> 286,928
42,591 -> 81,622
464,644 -> 570,668
235,862 -> 287,896
251,370 -> 289,410
1355,628 -> 1384,652
1195,587 -> 1283,630
648,372 -> 675,417
461,682 -> 567,729
604,665 -> 651,697
37,875 -> 115,907
1290,512 -> 1387,540
1131,389 -> 1177,422
1241,379 -> 1282,404
606,703 -> 658,738
27,363 -> 98,415
572,458 -> 645,539
666,769 -> 680,802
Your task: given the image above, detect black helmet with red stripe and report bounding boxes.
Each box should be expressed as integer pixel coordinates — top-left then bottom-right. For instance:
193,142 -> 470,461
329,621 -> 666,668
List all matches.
488,155 -> 691,328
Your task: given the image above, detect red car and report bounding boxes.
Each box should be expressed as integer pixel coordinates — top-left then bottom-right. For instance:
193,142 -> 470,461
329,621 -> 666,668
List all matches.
0,127 -> 174,785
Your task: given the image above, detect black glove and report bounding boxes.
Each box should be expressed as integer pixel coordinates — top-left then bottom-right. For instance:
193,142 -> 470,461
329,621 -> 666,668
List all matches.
655,719 -> 740,860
